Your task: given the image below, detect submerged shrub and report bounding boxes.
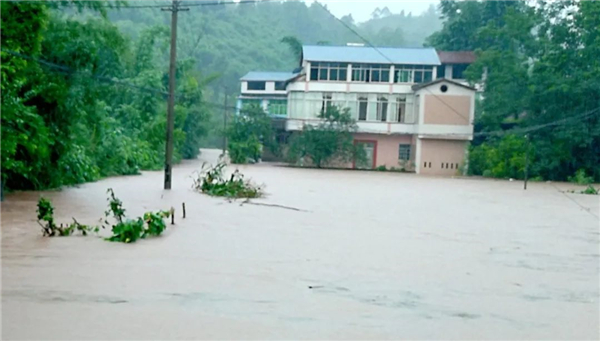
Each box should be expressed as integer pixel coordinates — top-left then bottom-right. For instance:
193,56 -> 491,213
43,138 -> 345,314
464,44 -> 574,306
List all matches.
36,189 -> 171,243
192,162 -> 263,198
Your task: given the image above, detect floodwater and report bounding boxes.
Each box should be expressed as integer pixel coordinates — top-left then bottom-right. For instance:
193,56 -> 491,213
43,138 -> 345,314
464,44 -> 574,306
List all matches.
2,149 -> 599,340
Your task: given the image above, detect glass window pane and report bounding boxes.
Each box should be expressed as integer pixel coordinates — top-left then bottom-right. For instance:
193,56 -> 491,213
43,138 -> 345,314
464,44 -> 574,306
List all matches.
247,81 -> 266,90
339,69 -> 347,81
372,70 -> 380,82
310,68 -> 318,81
319,68 -> 328,80
330,69 -> 338,81
382,70 -> 390,82
437,65 -> 445,79
424,71 -> 432,82
414,71 -> 423,83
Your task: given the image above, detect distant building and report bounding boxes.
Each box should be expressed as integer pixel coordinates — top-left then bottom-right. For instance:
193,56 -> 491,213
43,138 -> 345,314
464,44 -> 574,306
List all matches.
238,45 -> 477,175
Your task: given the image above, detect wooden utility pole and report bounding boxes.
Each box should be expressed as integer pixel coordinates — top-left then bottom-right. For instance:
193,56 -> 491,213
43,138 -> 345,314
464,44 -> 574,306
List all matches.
222,87 -> 229,154
162,0 -> 188,190
524,134 -> 530,190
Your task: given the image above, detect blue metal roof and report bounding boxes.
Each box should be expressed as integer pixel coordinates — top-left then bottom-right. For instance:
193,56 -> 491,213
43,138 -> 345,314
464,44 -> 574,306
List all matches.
240,71 -> 297,81
302,45 -> 441,65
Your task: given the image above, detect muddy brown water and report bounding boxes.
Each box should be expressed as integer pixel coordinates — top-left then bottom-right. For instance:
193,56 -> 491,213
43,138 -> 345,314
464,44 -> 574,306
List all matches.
2,149 -> 599,340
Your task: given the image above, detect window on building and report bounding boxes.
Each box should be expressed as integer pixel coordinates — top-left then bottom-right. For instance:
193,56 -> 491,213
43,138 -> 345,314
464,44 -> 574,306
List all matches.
358,96 -> 368,121
394,65 -> 433,83
247,81 -> 266,90
397,97 -> 406,123
437,65 -> 446,79
242,98 -> 262,108
268,99 -> 287,116
377,96 -> 388,122
452,63 -> 469,79
399,144 -> 411,161
352,64 -> 369,82
310,62 -> 348,81
275,81 -> 286,91
321,93 -> 332,113
310,67 -> 319,81
352,64 -> 390,83
414,65 -> 433,83
394,66 -> 413,83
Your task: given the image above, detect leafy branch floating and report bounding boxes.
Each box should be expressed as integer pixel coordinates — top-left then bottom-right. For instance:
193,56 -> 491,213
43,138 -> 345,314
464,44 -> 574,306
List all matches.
192,162 -> 263,199
36,188 -> 171,243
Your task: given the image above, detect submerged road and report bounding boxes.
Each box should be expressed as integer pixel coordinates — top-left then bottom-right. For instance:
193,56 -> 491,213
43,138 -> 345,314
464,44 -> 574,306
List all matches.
2,149 -> 599,339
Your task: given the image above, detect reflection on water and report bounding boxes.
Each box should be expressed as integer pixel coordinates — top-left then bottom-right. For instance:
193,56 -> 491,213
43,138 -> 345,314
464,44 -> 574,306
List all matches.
2,149 -> 599,340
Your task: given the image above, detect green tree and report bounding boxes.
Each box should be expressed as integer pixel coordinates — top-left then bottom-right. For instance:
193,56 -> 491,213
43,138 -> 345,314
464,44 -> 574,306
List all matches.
287,106 -> 363,168
430,0 -> 600,181
227,104 -> 274,164
280,35 -> 303,64
1,1 -> 212,190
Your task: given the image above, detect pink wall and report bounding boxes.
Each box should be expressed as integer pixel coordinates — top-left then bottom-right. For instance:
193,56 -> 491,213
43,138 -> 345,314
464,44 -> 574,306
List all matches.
423,95 -> 471,125
354,133 -> 413,170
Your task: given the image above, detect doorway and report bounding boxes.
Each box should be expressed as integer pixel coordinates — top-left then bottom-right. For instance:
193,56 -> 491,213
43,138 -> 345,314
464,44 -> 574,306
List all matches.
354,140 -> 377,169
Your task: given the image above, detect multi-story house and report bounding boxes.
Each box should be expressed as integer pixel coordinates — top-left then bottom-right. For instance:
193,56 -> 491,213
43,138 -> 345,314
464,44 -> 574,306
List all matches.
238,45 -> 476,176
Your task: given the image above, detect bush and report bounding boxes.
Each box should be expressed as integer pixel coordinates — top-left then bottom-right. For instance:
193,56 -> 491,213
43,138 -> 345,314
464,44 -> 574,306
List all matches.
581,185 -> 599,195
469,134 -> 527,179
228,137 -> 262,164
568,169 -> 593,185
376,165 -> 387,171
192,162 -> 263,198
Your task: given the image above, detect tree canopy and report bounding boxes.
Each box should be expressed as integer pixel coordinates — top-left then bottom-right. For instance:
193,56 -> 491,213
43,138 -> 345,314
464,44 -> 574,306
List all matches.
428,0 -> 600,181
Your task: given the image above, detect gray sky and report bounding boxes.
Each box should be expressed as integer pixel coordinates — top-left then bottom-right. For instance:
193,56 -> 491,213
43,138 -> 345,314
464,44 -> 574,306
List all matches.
307,0 -> 439,23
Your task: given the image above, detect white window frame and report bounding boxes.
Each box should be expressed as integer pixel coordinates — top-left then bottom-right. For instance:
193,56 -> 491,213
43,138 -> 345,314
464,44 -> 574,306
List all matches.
352,64 -> 391,83
268,99 -> 287,116
394,65 -> 434,83
310,62 -> 348,82
376,96 -> 389,122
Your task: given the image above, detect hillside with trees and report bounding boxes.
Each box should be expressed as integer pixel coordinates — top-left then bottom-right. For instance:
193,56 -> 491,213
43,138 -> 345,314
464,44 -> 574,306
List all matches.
427,0 -> 600,182
106,1 -> 442,96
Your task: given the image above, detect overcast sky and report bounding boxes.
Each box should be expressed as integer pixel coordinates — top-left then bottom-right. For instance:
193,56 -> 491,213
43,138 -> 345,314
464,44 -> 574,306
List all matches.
307,0 -> 440,23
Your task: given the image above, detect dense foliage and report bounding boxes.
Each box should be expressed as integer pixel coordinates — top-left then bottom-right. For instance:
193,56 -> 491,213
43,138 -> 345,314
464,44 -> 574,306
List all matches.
428,0 -> 600,181
1,1 -> 211,191
227,104 -> 275,164
287,106 -> 364,168
192,163 -> 263,198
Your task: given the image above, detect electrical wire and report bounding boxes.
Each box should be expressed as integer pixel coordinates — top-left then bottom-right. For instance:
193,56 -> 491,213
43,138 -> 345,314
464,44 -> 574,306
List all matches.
2,49 -> 171,96
7,0 -> 283,9
312,1 -> 471,124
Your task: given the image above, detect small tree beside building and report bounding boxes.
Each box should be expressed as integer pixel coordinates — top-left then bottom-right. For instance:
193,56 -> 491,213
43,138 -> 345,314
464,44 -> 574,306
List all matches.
227,104 -> 275,164
287,106 -> 365,168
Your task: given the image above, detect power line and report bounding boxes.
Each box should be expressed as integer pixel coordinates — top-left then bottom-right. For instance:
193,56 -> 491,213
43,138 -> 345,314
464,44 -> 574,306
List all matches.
312,1 -> 471,124
1,49 -> 170,96
15,0 -> 283,9
417,106 -> 600,139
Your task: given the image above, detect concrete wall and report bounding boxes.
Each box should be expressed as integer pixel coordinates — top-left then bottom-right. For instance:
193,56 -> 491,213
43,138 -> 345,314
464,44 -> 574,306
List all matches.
423,95 -> 471,125
418,139 -> 467,176
354,133 -> 414,170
